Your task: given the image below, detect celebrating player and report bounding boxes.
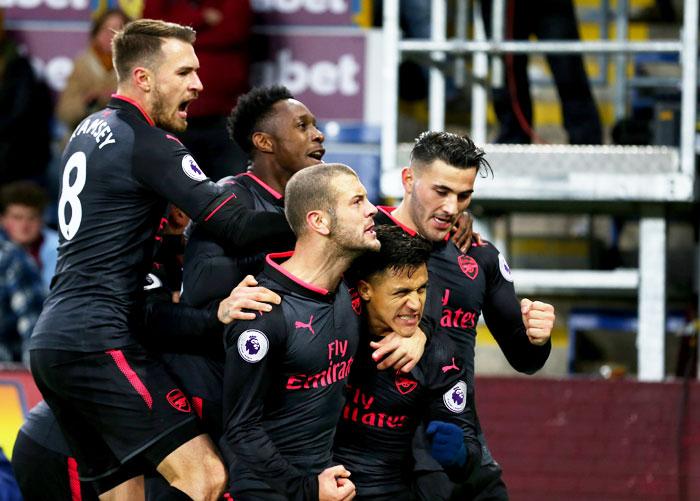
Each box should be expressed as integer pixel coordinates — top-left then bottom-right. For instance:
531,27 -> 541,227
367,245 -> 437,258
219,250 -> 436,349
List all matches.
222,164 -> 379,500
333,225 -> 482,500
375,131 -> 556,500
29,20 -> 299,500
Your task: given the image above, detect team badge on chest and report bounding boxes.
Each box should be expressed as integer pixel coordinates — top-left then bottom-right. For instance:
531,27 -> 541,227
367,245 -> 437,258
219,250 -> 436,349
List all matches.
457,255 -> 479,280
395,372 -> 418,395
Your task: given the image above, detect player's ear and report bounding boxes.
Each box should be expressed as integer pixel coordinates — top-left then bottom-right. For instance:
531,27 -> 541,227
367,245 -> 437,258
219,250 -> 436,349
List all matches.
357,280 -> 371,301
132,66 -> 152,92
401,167 -> 414,193
306,209 -> 330,236
252,131 -> 273,154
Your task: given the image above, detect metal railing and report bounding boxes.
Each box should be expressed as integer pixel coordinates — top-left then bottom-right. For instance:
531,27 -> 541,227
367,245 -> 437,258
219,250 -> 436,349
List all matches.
380,0 -> 699,381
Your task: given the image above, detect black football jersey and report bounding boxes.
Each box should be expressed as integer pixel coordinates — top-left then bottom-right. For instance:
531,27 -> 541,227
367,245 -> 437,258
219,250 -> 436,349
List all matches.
31,97 -> 292,352
221,252 -> 360,501
182,171 -> 286,308
333,326 -> 481,497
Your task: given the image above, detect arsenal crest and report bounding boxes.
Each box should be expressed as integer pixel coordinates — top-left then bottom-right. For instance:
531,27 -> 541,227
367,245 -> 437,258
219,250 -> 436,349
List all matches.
457,255 -> 479,280
395,372 -> 418,395
166,389 -> 191,413
349,287 -> 362,315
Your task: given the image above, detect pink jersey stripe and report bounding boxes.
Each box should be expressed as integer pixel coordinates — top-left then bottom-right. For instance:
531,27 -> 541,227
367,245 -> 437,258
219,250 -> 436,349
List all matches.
165,134 -> 183,145
192,396 -> 203,419
67,457 -> 82,501
377,206 -> 417,236
266,252 -> 330,295
204,193 -> 237,222
242,172 -> 283,199
111,94 -> 155,126
106,349 -> 153,409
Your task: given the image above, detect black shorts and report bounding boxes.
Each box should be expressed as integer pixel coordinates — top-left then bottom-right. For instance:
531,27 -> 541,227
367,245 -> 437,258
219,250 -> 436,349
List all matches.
11,431 -> 100,501
160,353 -> 224,441
30,346 -> 200,483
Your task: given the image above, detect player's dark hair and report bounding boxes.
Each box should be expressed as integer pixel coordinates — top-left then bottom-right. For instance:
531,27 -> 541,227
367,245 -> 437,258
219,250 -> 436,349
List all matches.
349,225 -> 432,282
227,86 -> 294,154
285,163 -> 357,237
410,131 -> 492,177
112,19 -> 196,82
0,181 -> 49,214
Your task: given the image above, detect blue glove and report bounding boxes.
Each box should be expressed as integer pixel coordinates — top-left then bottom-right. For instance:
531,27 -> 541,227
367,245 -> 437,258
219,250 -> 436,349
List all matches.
426,421 -> 467,468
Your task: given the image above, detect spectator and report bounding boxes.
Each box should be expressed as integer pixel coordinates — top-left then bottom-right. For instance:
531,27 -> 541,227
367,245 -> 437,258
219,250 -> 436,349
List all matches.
485,0 -> 602,144
0,226 -> 45,363
0,9 -> 52,184
56,9 -> 130,132
143,0 -> 253,180
0,181 -> 59,290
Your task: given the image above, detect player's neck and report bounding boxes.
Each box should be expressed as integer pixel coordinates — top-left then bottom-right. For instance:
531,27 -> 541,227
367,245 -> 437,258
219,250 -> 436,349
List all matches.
248,160 -> 289,196
391,202 -> 419,234
281,240 -> 352,292
114,86 -> 154,121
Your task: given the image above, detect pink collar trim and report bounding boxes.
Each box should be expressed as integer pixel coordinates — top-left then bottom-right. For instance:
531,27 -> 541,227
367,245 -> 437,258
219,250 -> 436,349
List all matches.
266,252 -> 330,295
112,94 -> 155,126
244,172 -> 283,200
377,206 -> 417,236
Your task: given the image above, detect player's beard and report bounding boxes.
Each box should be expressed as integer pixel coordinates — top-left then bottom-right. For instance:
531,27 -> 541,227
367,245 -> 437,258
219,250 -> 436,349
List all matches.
408,194 -> 451,242
151,86 -> 187,133
329,215 -> 380,259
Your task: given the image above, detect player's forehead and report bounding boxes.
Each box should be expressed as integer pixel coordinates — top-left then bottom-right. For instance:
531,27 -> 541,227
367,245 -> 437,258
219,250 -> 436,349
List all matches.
334,174 -> 365,202
273,99 -> 314,124
418,160 -> 475,190
373,263 -> 428,290
158,37 -> 199,71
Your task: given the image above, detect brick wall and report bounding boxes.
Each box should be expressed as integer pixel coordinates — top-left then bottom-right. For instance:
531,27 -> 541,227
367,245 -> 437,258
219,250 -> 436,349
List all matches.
475,377 -> 700,501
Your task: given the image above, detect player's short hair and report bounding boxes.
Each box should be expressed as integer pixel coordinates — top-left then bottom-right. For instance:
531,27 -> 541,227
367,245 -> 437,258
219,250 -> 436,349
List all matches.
284,163 -> 357,237
111,18 -> 196,82
0,181 -> 49,214
348,225 -> 432,283
410,131 -> 492,177
227,85 -> 295,154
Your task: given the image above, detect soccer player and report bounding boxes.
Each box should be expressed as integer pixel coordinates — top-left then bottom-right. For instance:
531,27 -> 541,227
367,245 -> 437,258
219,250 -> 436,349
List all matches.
222,163 -> 380,500
333,225 -> 482,500
184,85 -> 424,368
29,19 -> 297,501
375,131 -> 556,500
13,269 -> 275,501
183,84 -> 325,309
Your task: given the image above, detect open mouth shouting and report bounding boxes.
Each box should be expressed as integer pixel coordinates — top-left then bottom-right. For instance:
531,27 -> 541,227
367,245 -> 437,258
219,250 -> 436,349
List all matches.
308,148 -> 326,162
177,100 -> 192,120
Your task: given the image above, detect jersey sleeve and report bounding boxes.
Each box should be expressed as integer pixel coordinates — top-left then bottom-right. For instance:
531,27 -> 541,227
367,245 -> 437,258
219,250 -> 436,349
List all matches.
221,307 -> 319,501
423,340 -> 481,482
181,227 -> 241,308
131,132 -> 295,250
181,182 -> 273,308
479,244 -> 551,374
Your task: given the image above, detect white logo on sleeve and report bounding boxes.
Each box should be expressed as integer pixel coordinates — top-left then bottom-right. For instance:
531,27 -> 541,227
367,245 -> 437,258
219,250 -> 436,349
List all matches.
181,154 -> 208,181
498,253 -> 514,282
443,381 -> 467,413
143,273 -> 162,290
237,330 -> 269,363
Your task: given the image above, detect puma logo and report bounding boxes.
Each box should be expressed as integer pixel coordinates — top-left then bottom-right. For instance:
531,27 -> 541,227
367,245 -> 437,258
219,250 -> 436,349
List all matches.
295,315 -> 315,335
441,358 -> 460,373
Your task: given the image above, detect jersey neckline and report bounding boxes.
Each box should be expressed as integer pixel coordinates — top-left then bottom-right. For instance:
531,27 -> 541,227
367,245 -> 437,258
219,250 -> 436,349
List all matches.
264,251 -> 334,300
110,94 -> 155,126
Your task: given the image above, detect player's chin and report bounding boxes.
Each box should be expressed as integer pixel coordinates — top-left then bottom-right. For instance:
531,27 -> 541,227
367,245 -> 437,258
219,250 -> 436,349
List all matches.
365,237 -> 381,251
